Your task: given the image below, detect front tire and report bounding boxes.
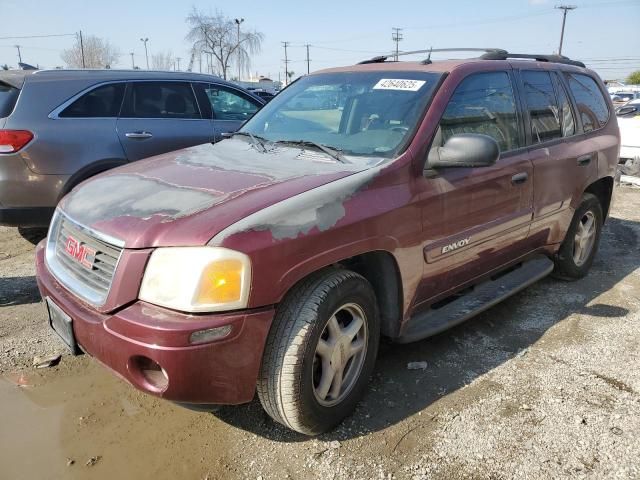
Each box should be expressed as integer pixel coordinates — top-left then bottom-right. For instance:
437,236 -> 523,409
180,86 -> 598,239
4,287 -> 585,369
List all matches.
257,268 -> 379,435
553,193 -> 603,280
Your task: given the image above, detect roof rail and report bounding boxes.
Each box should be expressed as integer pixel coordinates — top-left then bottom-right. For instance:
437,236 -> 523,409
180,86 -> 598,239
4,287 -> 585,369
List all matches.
480,51 -> 585,68
357,48 -> 585,68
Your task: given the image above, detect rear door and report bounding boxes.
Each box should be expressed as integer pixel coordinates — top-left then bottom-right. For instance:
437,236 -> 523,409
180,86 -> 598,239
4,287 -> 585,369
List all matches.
415,69 -> 535,307
116,81 -> 213,161
517,69 -> 602,246
197,83 -> 262,141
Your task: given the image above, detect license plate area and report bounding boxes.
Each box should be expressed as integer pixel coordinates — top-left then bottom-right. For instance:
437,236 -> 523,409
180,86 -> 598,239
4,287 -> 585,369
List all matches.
46,297 -> 79,355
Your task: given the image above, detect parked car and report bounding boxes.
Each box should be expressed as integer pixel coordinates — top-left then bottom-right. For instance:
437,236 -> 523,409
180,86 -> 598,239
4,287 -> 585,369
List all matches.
611,91 -> 640,105
36,51 -> 619,435
252,90 -> 276,102
0,70 -> 264,228
617,99 -> 640,162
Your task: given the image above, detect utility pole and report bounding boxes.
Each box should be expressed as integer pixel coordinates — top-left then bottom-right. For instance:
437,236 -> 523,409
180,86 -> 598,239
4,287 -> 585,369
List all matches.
235,18 -> 244,81
78,30 -> 85,68
140,37 -> 149,69
392,27 -> 403,61
129,52 -> 135,69
282,41 -> 290,85
305,44 -> 311,75
176,57 -> 181,71
14,45 -> 22,64
556,5 -> 577,56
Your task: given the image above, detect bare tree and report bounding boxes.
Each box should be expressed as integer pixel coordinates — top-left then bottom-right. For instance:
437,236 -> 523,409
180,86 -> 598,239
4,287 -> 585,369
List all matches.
185,8 -> 263,80
151,51 -> 175,71
61,34 -> 120,68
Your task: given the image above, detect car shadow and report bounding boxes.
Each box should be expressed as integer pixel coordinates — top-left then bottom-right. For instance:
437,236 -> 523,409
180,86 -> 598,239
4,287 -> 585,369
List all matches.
211,216 -> 639,442
0,276 -> 41,307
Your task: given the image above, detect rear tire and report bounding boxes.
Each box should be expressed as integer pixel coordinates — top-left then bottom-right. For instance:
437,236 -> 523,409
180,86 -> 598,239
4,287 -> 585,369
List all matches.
257,268 -> 379,435
553,193 -> 603,280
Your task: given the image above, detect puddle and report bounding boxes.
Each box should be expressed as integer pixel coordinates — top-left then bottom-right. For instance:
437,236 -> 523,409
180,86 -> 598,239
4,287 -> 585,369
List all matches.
0,356 -> 237,480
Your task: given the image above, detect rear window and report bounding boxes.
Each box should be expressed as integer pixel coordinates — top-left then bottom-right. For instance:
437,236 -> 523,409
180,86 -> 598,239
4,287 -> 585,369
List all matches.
0,82 -> 19,118
522,71 -> 562,143
60,83 -> 125,118
121,82 -> 201,119
565,73 -> 609,133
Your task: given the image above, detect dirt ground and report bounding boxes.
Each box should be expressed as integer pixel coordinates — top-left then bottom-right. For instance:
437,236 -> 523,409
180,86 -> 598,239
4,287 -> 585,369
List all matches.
1,187 -> 639,480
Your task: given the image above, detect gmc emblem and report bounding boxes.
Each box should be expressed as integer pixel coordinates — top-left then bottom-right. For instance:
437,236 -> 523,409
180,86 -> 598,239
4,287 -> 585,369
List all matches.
64,235 -> 96,269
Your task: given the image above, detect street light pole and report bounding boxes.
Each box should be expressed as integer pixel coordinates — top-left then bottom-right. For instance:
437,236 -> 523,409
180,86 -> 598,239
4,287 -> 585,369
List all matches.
14,45 -> 22,64
556,5 -> 577,56
234,18 -> 244,81
140,37 -> 149,69
129,52 -> 135,69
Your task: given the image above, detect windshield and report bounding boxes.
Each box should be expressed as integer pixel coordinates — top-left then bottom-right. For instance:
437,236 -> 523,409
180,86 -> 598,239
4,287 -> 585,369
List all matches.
241,71 -> 442,158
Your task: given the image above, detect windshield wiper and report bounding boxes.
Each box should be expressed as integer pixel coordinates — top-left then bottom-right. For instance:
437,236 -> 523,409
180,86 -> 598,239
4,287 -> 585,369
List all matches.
275,140 -> 350,164
230,131 -> 267,152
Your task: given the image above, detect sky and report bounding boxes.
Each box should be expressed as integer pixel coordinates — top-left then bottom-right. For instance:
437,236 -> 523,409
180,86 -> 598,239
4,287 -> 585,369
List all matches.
1,0 -> 638,81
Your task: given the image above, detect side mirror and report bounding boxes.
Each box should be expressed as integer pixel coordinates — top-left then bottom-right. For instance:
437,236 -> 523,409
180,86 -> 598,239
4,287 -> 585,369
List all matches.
427,133 -> 500,170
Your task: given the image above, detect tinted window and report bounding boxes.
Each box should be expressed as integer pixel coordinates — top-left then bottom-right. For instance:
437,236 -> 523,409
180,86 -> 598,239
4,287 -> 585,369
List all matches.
553,73 -> 576,137
60,83 -> 125,118
204,85 -> 259,121
565,73 -> 609,133
122,82 -> 200,119
522,71 -> 561,143
438,72 -> 521,152
0,82 -> 19,118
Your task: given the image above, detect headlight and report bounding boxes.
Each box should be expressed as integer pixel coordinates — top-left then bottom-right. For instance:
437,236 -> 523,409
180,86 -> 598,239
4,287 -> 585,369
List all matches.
139,247 -> 251,312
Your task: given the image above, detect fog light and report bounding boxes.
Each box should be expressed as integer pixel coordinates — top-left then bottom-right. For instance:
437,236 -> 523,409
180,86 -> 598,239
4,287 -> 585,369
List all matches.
133,356 -> 169,390
189,325 -> 233,345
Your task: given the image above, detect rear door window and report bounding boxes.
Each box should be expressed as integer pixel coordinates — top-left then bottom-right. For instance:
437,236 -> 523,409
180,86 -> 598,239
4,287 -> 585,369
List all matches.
121,82 -> 201,119
565,73 -> 609,133
521,71 -> 562,144
0,82 -> 20,118
203,85 -> 260,121
59,83 -> 125,118
438,71 -> 522,153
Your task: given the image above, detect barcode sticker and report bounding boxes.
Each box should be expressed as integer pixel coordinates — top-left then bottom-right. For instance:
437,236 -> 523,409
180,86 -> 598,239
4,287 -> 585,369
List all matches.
373,79 -> 426,91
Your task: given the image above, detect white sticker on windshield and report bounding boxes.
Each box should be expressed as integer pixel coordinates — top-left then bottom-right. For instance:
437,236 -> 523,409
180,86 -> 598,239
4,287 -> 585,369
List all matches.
373,79 -> 426,91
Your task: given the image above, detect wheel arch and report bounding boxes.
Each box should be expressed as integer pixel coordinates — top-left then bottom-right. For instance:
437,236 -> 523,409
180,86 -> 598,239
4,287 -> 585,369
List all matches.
58,158 -> 128,200
584,176 -> 614,222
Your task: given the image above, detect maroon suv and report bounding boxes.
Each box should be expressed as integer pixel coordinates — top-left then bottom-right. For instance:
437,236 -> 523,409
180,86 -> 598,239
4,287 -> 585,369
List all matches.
36,50 -> 619,435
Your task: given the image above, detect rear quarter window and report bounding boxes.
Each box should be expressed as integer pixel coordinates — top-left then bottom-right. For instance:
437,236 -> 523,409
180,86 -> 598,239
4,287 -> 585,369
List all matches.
59,83 -> 125,118
565,73 -> 609,133
0,82 -> 20,118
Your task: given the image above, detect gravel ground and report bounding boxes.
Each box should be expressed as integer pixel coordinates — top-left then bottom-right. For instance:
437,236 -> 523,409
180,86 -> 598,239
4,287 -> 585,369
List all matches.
0,187 -> 639,480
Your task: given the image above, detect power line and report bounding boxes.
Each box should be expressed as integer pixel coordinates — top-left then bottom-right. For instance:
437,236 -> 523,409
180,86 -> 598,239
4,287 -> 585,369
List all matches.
0,33 -> 76,40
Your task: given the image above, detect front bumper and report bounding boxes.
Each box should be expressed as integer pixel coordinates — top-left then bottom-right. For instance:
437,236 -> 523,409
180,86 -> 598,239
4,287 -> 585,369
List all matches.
35,241 -> 274,405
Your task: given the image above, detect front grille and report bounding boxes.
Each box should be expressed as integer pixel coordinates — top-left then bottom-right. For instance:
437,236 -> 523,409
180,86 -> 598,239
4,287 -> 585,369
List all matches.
46,211 -> 123,306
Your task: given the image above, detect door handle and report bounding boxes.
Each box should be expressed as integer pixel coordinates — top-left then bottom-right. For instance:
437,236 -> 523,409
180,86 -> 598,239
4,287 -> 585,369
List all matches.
511,172 -> 528,185
577,154 -> 593,166
125,131 -> 153,139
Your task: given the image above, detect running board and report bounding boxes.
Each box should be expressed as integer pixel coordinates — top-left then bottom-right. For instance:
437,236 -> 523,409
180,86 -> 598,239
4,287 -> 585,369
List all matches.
396,255 -> 554,344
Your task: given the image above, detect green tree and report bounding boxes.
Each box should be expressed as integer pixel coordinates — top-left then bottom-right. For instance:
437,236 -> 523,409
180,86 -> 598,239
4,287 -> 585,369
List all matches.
627,71 -> 640,85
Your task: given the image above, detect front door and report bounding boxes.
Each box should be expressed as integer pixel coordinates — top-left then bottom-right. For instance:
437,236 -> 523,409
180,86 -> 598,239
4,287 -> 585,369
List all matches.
414,70 -> 535,309
116,81 -> 214,161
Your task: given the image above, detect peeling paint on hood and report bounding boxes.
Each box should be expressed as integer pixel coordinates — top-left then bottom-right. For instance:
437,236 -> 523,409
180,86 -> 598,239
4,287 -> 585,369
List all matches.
59,139 -> 380,249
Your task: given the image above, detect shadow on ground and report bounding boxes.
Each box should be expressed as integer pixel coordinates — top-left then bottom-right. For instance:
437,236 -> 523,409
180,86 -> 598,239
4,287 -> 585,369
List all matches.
212,216 -> 639,442
0,276 -> 41,307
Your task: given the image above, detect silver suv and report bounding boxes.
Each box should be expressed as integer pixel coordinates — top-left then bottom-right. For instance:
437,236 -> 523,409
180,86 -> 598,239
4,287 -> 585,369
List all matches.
0,70 -> 265,227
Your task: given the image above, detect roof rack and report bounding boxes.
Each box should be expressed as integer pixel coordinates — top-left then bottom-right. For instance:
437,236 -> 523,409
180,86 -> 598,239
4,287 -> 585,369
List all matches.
480,51 -> 585,68
358,48 -> 585,68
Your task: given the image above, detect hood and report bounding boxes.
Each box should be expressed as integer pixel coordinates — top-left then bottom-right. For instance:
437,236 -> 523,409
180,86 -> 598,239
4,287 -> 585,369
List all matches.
60,138 -> 377,248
